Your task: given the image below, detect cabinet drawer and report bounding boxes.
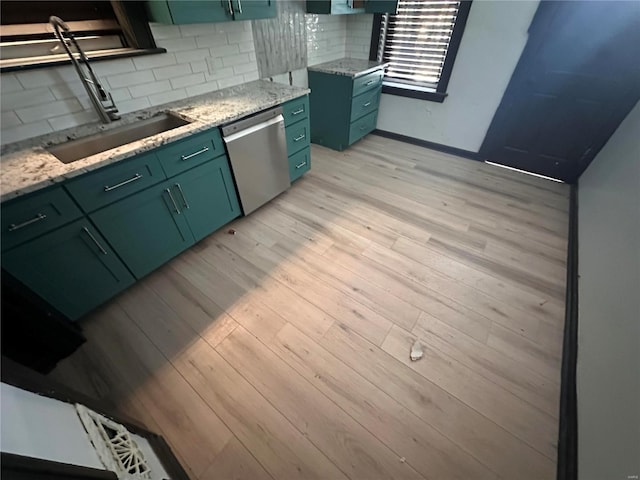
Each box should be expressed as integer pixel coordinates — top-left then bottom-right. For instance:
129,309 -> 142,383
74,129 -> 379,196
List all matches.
282,96 -> 309,127
352,69 -> 384,97
286,116 -> 311,156
349,110 -> 378,145
66,153 -> 165,212
288,146 -> 311,182
350,87 -> 381,122
157,128 -> 225,178
1,188 -> 82,251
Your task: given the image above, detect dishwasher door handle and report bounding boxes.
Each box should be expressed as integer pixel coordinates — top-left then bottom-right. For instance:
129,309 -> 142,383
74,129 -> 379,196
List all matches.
222,114 -> 285,142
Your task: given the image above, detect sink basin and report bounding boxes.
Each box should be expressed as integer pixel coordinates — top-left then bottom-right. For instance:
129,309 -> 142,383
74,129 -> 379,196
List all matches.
47,112 -> 191,164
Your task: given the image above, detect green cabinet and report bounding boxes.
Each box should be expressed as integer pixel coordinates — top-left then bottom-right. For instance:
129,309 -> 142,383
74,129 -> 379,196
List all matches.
307,0 -> 397,14
283,96 -> 311,182
91,157 -> 240,279
1,220 -> 135,321
309,67 -> 383,151
1,187 -> 82,252
90,180 -> 194,279
170,156 -> 241,242
146,0 -> 276,24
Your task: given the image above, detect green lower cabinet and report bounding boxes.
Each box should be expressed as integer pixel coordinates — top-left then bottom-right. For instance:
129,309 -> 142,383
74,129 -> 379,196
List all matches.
90,157 -> 240,279
288,146 -> 311,182
170,156 -> 241,242
1,220 -> 135,321
90,181 -> 195,279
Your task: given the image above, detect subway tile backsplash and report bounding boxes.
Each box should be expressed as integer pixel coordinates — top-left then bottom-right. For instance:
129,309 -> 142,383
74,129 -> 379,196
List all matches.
0,12 -> 374,145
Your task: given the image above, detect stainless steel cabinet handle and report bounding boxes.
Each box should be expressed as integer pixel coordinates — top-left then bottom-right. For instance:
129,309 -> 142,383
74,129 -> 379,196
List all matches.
227,0 -> 234,14
8,213 -> 47,232
237,0 -> 243,14
366,80 -> 376,86
181,146 -> 209,161
292,108 -> 304,115
175,183 -> 190,209
360,125 -> 367,131
165,188 -> 181,214
104,173 -> 142,192
82,227 -> 107,255
294,133 -> 306,142
295,161 -> 307,169
363,101 -> 372,107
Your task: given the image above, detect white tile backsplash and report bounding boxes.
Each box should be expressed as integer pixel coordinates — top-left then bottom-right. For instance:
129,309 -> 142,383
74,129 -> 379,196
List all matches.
0,12 -> 367,145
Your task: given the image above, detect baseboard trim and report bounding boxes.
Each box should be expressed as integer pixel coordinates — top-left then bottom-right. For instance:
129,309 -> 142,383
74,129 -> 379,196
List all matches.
371,129 -> 485,161
557,184 -> 578,480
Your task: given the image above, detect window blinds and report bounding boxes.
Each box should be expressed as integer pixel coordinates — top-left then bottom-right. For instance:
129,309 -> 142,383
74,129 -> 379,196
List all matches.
377,0 -> 462,89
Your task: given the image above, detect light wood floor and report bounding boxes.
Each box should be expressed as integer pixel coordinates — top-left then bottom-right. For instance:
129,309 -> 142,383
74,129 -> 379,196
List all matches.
51,135 -> 570,480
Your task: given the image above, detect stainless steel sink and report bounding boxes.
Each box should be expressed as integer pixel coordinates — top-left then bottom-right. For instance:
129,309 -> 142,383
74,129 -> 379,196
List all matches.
47,112 -> 191,164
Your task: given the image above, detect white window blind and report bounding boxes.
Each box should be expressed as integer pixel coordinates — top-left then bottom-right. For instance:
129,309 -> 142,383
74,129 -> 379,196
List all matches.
377,0 -> 462,90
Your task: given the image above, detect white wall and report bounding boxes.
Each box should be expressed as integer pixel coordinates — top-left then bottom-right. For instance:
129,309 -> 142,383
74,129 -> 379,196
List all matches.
577,101 -> 640,480
376,0 -> 539,152
0,14 -> 351,145
346,14 -> 374,60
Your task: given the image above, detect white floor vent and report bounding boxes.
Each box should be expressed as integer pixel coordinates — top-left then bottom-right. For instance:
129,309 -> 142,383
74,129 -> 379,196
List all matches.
76,404 -> 152,480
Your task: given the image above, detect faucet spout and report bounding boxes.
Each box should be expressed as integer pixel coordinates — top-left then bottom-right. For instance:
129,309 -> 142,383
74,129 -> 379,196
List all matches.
49,16 -> 120,124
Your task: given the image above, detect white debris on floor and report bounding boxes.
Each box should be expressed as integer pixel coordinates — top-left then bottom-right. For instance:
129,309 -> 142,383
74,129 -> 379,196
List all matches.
410,340 -> 424,362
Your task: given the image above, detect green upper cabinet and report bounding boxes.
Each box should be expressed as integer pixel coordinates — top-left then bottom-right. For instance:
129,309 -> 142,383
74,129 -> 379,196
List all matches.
307,0 -> 397,14
231,0 -> 277,21
1,219 -> 135,321
146,0 -> 275,24
364,0 -> 398,13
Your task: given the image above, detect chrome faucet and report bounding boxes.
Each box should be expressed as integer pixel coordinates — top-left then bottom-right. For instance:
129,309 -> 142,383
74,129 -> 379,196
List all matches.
49,16 -> 120,123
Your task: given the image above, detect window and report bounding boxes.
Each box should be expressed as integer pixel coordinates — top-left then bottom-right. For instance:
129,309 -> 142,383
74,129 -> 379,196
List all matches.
370,0 -> 472,102
0,1 -> 164,72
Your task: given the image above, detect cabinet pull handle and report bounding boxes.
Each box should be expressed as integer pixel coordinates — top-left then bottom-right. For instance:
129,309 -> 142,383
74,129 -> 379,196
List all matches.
360,125 -> 367,131
363,102 -> 371,107
237,0 -> 243,14
292,108 -> 304,115
181,146 -> 209,161
294,133 -> 306,142
175,183 -> 190,209
82,227 -> 107,255
295,161 -> 307,169
104,173 -> 142,192
8,213 -> 47,232
366,80 -> 376,86
165,188 -> 181,214
227,0 -> 234,14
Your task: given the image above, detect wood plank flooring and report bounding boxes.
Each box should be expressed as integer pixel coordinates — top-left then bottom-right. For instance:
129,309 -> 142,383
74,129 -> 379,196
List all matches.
50,135 -> 569,480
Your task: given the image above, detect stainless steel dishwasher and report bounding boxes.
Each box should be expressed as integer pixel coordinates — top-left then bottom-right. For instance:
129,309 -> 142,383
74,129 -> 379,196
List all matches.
222,107 -> 290,215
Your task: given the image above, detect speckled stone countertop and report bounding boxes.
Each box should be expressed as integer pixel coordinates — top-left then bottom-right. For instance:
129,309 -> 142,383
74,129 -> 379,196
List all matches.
0,80 -> 309,203
308,58 -> 388,78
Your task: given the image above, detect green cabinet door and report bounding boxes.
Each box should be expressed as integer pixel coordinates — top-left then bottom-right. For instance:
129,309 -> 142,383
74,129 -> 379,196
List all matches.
146,0 -> 233,24
1,220 -> 135,321
169,157 -> 241,242
231,0 -> 277,20
365,0 -> 398,13
90,182 -> 195,279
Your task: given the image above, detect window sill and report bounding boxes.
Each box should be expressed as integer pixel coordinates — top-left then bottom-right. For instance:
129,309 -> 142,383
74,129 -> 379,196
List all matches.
381,82 -> 448,103
0,47 -> 167,73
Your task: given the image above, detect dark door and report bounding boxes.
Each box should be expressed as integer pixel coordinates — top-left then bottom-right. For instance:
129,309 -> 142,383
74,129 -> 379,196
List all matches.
480,1 -> 640,183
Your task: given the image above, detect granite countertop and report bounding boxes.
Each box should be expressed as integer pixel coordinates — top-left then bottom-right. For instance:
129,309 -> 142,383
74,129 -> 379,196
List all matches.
0,80 -> 310,203
308,58 -> 388,78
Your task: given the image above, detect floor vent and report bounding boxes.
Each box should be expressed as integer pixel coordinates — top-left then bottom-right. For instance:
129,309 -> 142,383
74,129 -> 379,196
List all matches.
76,404 -> 152,479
